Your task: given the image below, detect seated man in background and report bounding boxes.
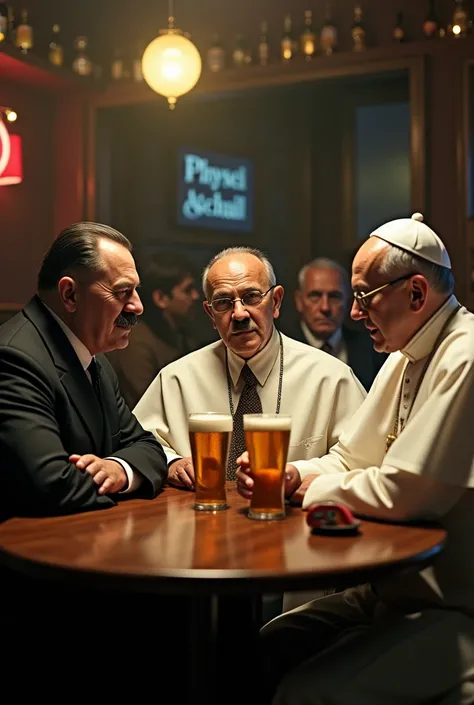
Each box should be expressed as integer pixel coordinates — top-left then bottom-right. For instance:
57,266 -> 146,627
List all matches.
107,251 -> 200,408
134,246 -> 366,489
237,214 -> 474,704
0,221 -> 167,520
284,256 -> 385,390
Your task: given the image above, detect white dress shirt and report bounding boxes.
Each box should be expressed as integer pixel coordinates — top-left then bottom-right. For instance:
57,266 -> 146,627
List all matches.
300,322 -> 348,364
134,327 -> 366,467
43,303 -> 140,493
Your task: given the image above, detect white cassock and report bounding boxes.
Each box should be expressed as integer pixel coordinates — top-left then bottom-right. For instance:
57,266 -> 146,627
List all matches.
267,295 -> 474,705
134,327 -> 366,467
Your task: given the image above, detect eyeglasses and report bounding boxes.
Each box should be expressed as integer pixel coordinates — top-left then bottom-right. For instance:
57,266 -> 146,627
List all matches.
208,285 -> 277,314
352,274 -> 414,311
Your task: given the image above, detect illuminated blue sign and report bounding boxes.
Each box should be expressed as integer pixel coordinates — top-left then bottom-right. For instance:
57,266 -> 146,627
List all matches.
177,148 -> 254,232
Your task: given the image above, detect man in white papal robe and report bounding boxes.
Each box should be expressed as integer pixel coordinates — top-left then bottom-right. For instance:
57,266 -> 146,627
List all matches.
237,213 -> 474,705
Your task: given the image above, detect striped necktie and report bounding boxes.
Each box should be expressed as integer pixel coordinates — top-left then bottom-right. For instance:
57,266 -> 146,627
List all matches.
226,364 -> 262,480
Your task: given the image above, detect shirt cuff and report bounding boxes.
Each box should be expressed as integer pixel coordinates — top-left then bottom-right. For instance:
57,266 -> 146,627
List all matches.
107,457 -> 143,494
166,451 -> 182,466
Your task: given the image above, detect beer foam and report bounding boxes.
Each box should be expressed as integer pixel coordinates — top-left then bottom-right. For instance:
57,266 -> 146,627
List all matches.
243,414 -> 292,431
189,413 -> 233,432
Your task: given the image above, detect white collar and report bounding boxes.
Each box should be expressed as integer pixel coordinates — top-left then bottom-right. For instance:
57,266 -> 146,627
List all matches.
41,301 -> 93,371
301,321 -> 343,351
401,295 -> 460,364
226,327 -> 281,388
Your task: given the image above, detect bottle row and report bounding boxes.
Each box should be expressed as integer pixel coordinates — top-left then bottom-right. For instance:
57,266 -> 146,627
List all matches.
0,4 -> 145,80
0,1 -> 472,81
206,1 -> 472,72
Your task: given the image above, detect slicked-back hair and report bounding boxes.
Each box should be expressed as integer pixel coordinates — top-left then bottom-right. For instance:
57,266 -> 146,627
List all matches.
202,246 -> 276,299
297,257 -> 351,300
377,244 -> 455,296
37,222 -> 132,291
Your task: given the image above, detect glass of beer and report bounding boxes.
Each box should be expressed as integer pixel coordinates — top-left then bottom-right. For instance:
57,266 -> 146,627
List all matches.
243,413 -> 292,520
189,412 -> 232,511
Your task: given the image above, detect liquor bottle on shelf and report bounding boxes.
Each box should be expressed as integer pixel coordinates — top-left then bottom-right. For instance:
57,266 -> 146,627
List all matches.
451,0 -> 469,37
242,40 -> 252,65
351,4 -> 366,52
72,36 -> 92,76
320,3 -> 337,56
300,9 -> 316,60
423,0 -> 440,38
207,34 -> 225,72
392,11 -> 406,43
257,20 -> 269,66
232,34 -> 245,67
48,24 -> 63,66
111,48 -> 124,80
15,7 -> 32,54
0,2 -> 11,43
281,14 -> 294,61
132,41 -> 144,82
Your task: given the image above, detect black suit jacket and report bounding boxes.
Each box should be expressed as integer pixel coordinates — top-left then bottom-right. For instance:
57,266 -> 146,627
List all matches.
282,322 -> 386,392
0,296 -> 168,519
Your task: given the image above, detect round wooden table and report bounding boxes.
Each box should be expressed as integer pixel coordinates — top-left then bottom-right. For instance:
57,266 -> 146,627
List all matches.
0,484 -> 445,703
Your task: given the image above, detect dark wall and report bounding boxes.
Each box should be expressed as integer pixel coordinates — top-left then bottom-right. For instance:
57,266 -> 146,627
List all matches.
96,83 -> 313,310
95,71 -> 410,330
0,83 -> 54,305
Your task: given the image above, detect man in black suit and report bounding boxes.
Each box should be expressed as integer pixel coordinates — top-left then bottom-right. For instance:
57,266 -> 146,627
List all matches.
285,257 -> 385,391
0,221 -> 168,520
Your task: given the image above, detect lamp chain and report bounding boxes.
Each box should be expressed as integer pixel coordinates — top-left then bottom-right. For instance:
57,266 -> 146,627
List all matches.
168,0 -> 175,28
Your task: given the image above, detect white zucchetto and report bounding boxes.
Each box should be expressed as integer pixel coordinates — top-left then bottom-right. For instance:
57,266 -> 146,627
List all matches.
370,212 -> 451,269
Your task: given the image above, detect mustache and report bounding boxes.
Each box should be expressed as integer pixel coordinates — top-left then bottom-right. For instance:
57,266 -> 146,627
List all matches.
232,319 -> 254,333
115,312 -> 139,328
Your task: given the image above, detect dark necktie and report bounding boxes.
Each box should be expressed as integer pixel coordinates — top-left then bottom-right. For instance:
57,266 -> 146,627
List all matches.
227,364 -> 262,480
87,358 -> 102,401
321,341 -> 333,356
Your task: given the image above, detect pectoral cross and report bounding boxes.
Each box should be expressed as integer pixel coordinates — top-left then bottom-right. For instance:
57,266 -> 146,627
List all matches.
385,433 -> 397,453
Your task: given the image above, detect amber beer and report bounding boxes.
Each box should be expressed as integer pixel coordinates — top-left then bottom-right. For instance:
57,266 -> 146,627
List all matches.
243,414 -> 291,520
189,413 -> 232,511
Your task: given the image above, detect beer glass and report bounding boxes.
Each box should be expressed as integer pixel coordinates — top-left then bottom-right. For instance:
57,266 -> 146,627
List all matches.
243,413 -> 291,520
189,412 -> 232,511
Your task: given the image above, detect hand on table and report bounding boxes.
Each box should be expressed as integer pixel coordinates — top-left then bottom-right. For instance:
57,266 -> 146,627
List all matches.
167,457 -> 195,490
69,454 -> 127,495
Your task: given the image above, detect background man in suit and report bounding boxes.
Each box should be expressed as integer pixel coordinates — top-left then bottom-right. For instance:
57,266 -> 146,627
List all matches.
107,251 -> 201,408
286,257 -> 385,390
0,221 -> 168,520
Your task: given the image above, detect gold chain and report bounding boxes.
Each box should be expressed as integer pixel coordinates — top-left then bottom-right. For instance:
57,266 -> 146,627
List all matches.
385,303 -> 461,453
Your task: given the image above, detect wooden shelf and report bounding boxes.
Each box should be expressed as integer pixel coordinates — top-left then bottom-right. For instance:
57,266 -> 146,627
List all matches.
0,42 -> 95,93
91,36 -> 474,109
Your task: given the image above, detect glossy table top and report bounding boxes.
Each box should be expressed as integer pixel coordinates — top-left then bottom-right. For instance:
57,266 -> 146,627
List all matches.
0,484 -> 446,594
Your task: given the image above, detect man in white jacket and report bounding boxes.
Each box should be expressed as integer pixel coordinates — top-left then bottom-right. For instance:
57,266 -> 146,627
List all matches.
237,213 -> 474,705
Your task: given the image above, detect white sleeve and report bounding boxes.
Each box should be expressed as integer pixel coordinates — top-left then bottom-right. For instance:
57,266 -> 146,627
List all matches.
302,464 -> 465,520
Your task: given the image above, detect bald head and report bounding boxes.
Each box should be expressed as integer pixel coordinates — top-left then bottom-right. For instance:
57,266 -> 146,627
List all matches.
202,249 -> 284,360
202,246 -> 276,299
206,252 -> 271,296
352,237 -> 392,280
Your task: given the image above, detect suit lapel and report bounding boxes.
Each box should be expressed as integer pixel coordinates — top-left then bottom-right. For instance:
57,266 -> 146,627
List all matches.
24,296 -> 105,453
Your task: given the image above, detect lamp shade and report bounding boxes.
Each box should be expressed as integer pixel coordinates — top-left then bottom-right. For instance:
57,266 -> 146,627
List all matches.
0,133 -> 22,185
0,119 -> 11,177
141,31 -> 202,108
